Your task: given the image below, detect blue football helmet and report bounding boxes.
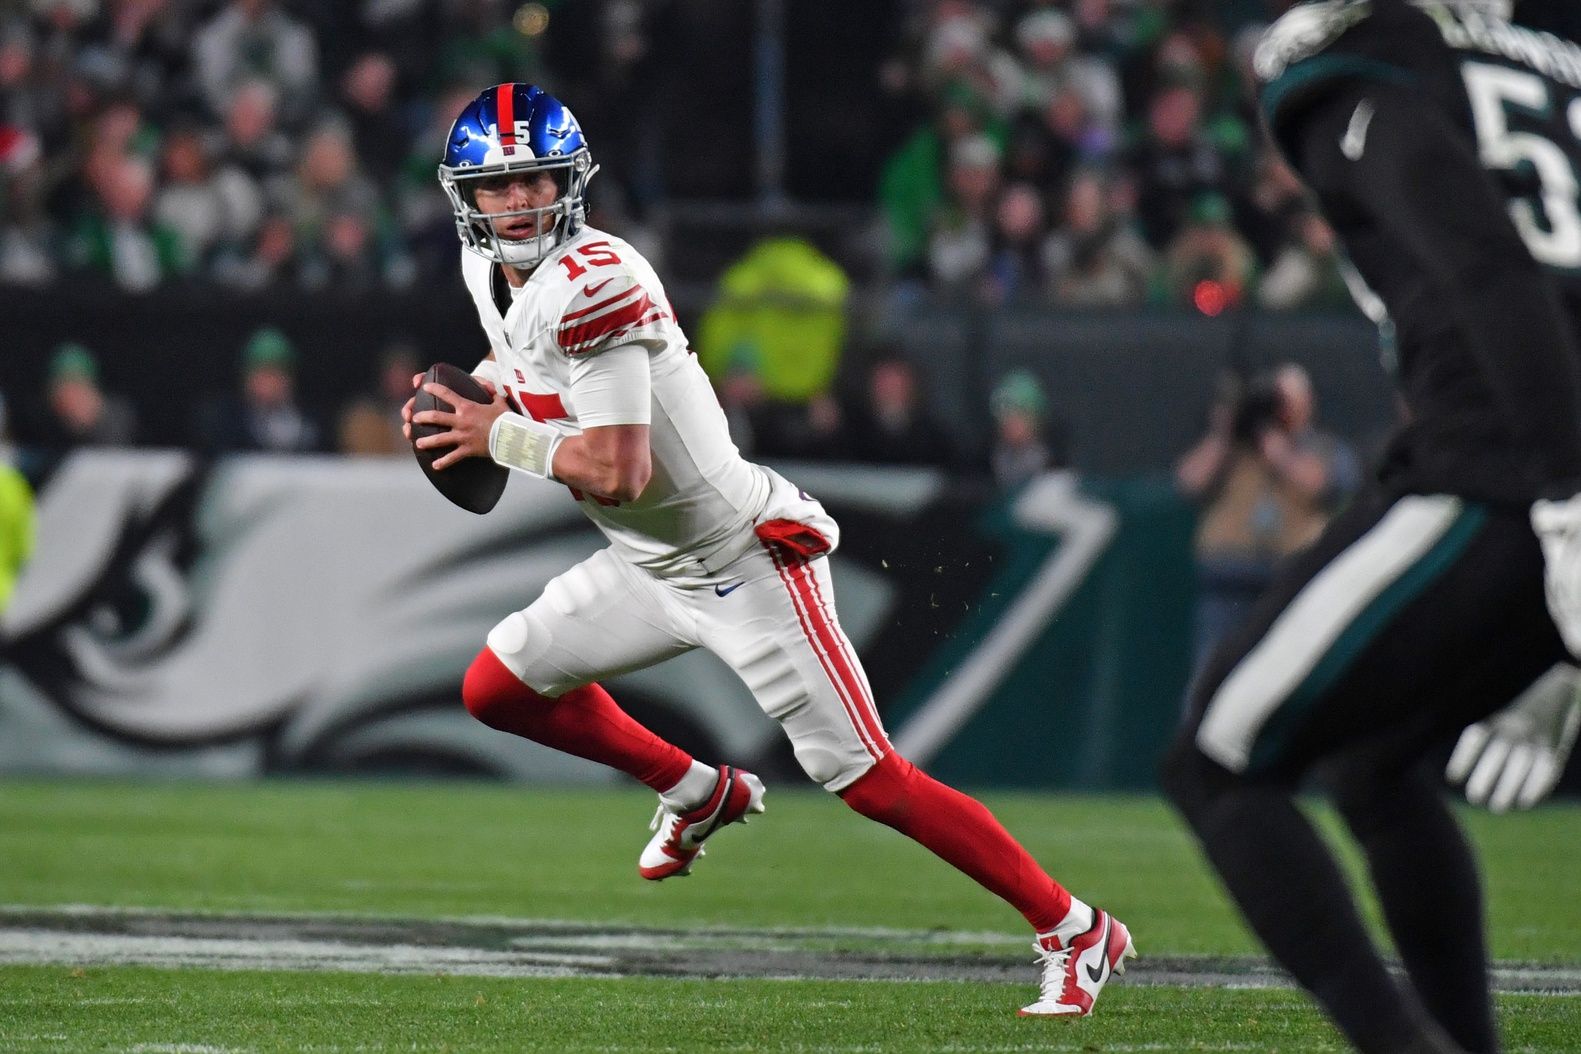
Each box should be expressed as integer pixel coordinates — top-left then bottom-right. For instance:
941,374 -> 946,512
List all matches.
438,83 -> 597,268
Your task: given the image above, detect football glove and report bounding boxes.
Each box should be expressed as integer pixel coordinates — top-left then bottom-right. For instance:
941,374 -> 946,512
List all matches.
1446,663 -> 1581,813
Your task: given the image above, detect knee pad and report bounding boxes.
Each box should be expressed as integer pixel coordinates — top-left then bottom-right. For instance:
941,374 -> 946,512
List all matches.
483,609 -> 565,697
773,699 -> 883,791
793,737 -> 879,790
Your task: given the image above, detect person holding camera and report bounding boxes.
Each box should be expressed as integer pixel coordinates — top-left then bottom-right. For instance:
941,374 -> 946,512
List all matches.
1175,363 -> 1359,670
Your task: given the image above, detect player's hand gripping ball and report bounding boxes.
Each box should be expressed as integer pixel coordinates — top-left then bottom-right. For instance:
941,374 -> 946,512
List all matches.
409,362 -> 509,514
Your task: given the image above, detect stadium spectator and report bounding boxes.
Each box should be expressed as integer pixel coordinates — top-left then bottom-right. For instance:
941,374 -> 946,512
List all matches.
917,8 -> 1020,118
1174,364 -> 1360,668
1045,167 -> 1154,307
337,51 -> 406,185
989,369 -> 1069,488
337,341 -> 420,456
89,97 -> 158,162
880,85 -> 1002,280
0,21 -> 47,131
0,124 -> 54,286
152,123 -> 229,271
72,0 -> 191,115
701,238 -> 853,458
1256,209 -> 1351,312
1161,191 -> 1256,310
1003,91 -> 1079,195
985,181 -> 1049,302
352,0 -> 445,91
272,120 -> 404,291
0,390 -> 35,615
193,0 -> 318,127
1013,8 -> 1122,132
212,77 -> 293,186
843,355 -> 957,468
196,327 -> 321,454
1126,80 -> 1238,250
40,342 -> 139,449
927,133 -> 999,293
63,151 -> 183,293
393,80 -> 483,275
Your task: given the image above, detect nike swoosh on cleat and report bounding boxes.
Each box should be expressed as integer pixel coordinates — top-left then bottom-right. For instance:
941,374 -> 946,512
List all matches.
583,278 -> 614,297
694,768 -> 737,841
714,581 -> 743,597
1085,916 -> 1112,984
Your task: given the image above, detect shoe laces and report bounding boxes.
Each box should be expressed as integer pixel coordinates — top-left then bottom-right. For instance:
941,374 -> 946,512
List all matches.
648,803 -> 670,834
1032,942 -> 1073,1003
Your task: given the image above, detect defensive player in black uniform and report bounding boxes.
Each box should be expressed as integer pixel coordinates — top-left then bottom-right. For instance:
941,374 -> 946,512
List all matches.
1162,2 -> 1581,1052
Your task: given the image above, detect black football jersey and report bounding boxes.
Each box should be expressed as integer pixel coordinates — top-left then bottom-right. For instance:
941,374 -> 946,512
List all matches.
1258,0 -> 1581,503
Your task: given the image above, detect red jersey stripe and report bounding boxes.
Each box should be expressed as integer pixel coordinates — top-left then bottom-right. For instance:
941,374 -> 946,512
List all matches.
560,283 -> 642,324
558,292 -> 659,352
561,310 -> 668,355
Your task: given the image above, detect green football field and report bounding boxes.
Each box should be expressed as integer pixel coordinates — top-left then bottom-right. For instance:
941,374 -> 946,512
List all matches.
0,779 -> 1576,1052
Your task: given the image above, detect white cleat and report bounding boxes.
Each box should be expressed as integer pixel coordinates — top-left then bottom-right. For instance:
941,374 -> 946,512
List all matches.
638,765 -> 766,881
1018,908 -> 1136,1017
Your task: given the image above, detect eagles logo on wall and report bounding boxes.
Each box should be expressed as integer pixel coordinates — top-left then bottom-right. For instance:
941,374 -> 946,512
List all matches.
0,451 -> 994,783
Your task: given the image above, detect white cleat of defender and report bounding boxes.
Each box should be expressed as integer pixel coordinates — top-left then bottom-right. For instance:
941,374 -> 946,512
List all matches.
1019,908 -> 1137,1017
639,765 -> 766,881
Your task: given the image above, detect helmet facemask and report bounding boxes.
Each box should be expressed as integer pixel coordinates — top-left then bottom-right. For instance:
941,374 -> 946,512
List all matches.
439,149 -> 597,268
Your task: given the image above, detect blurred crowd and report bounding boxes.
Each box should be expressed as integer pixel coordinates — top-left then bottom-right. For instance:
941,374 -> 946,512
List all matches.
878,0 -> 1352,311
3,0 -> 1346,309
0,0 -> 1373,511
6,313 -> 1075,494
0,0 -> 664,293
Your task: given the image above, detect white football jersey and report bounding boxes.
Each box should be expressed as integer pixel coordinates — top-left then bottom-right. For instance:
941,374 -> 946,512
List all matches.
461,225 -> 770,577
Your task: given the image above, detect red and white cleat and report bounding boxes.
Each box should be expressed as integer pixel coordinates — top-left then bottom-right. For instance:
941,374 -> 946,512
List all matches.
638,766 -> 766,881
1018,908 -> 1136,1017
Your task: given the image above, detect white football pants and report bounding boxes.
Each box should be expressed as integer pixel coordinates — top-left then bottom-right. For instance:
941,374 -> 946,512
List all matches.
483,541 -> 890,791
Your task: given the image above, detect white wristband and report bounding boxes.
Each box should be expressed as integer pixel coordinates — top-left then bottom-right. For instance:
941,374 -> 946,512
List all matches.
488,412 -> 562,480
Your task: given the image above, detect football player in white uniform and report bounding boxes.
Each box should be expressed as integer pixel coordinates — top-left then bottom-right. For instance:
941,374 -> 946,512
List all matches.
404,83 -> 1134,1015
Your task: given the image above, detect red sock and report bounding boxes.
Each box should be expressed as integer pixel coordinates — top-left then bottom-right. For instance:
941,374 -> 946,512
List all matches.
839,752 -> 1072,933
461,648 -> 693,792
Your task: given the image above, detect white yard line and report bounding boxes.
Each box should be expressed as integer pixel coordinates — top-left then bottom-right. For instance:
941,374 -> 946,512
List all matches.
0,908 -> 1575,995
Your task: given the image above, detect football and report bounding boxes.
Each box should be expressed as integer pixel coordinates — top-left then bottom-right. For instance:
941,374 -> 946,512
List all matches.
410,362 -> 509,515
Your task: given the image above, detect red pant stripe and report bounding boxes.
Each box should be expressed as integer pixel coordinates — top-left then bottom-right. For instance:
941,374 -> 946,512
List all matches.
786,554 -> 890,753
766,544 -> 883,761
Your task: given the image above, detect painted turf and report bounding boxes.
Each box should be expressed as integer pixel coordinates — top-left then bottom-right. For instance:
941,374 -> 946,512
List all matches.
2,906 -> 1577,994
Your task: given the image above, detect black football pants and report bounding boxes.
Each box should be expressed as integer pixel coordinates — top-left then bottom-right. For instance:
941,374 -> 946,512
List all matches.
1162,484 -> 1565,1054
